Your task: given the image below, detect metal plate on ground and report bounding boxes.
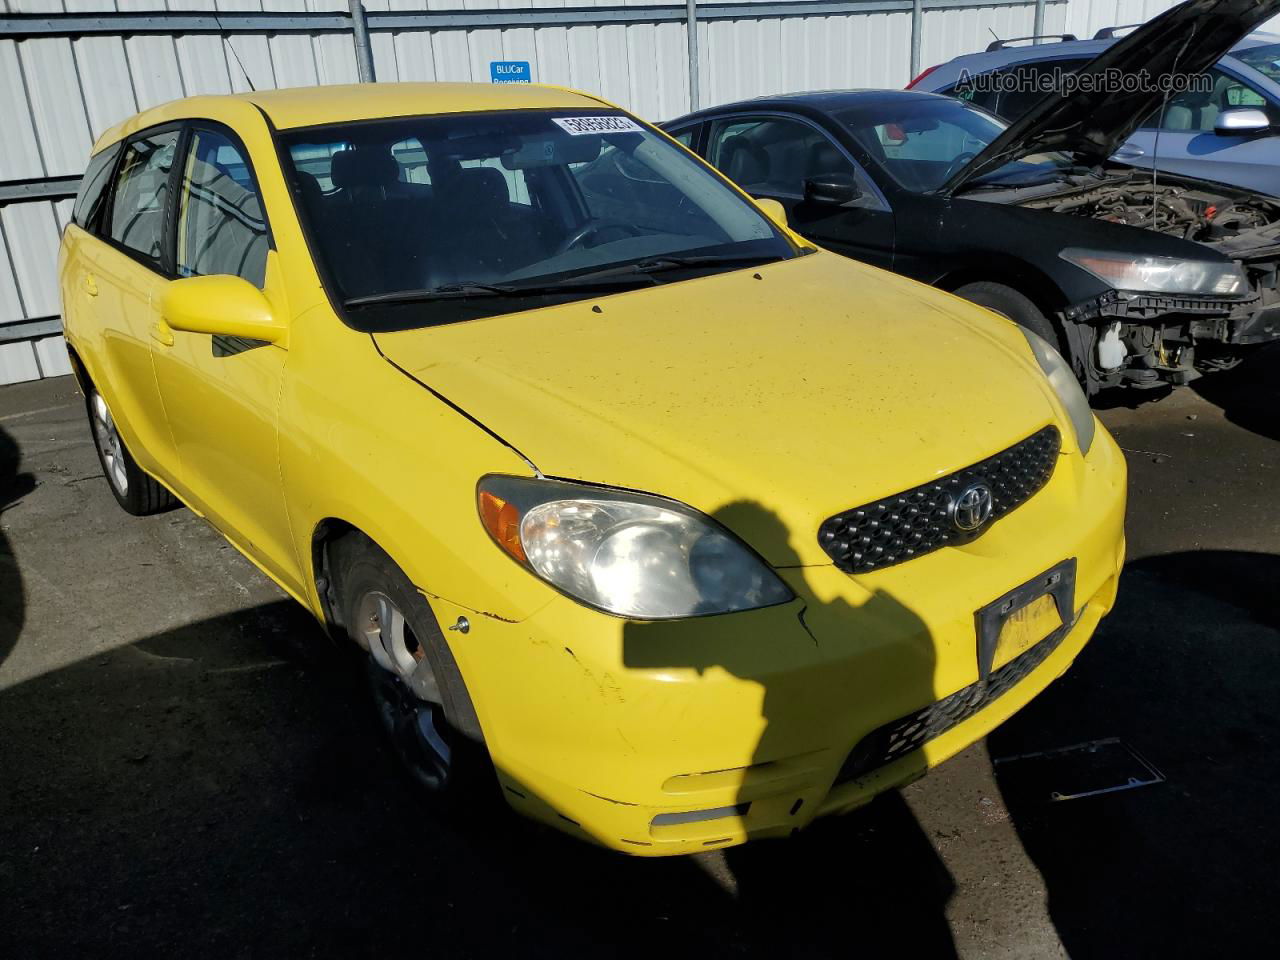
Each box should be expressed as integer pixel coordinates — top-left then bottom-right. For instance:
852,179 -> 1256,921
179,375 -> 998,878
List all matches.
992,737 -> 1166,802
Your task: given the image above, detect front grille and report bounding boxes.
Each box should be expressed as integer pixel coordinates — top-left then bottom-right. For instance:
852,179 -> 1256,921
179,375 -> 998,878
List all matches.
818,426 -> 1061,574
833,614 -> 1073,787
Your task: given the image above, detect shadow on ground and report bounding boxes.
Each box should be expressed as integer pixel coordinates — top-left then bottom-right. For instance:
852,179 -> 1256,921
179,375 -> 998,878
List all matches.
0,596 -> 957,959
990,550 -> 1280,958
1190,343 -> 1280,442
0,425 -> 33,669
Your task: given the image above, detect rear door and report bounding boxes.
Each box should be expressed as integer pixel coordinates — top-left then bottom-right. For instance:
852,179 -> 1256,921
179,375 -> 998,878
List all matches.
148,123 -> 303,594
83,126 -> 184,487
702,114 -> 895,269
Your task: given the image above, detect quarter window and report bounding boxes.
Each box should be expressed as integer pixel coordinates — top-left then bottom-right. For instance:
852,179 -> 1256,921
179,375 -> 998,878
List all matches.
72,143 -> 121,231
107,130 -> 180,268
176,129 -> 269,287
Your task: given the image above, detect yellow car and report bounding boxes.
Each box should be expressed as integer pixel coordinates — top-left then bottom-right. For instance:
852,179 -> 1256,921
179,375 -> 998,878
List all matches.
59,82 -> 1125,855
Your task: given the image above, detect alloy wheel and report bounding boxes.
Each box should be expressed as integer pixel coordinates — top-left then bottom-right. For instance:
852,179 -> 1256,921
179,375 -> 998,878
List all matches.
357,590 -> 453,790
90,392 -> 129,497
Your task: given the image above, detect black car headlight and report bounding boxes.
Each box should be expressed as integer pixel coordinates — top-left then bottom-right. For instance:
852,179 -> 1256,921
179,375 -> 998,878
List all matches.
1060,248 -> 1248,297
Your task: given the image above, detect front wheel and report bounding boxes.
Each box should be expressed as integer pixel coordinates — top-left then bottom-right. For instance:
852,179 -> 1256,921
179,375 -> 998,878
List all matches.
332,535 -> 486,797
952,281 -> 1060,348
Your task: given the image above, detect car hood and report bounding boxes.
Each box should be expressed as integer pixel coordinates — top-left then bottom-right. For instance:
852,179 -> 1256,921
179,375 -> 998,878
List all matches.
942,0 -> 1280,194
373,254 -> 1064,568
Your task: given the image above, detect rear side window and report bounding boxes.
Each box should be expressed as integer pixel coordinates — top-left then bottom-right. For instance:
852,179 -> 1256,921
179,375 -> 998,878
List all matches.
72,142 -> 121,231
107,129 -> 180,269
176,128 -> 269,288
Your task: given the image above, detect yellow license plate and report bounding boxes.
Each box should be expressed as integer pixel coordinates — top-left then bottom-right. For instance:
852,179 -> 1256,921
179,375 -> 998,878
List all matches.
993,593 -> 1062,671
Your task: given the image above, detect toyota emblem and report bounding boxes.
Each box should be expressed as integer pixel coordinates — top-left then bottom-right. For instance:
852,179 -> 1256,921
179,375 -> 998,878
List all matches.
950,482 -> 994,533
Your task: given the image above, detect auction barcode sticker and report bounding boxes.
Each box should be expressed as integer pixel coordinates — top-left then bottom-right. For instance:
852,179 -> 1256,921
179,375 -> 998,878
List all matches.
552,116 -> 643,135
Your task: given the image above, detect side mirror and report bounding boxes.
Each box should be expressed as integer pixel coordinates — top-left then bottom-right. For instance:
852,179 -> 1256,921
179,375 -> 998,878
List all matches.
754,197 -> 788,228
1214,107 -> 1270,136
160,275 -> 286,345
804,173 -> 862,206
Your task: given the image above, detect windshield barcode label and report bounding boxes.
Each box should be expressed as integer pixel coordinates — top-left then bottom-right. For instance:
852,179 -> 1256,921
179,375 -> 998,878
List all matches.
552,116 -> 642,136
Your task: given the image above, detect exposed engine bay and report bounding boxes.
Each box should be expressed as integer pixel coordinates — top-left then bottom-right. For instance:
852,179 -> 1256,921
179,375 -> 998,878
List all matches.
1018,175 -> 1280,254
974,171 -> 1280,391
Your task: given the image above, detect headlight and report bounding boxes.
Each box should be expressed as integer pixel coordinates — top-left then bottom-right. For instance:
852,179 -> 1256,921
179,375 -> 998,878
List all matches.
477,476 -> 793,619
1017,327 -> 1096,455
1060,248 -> 1247,297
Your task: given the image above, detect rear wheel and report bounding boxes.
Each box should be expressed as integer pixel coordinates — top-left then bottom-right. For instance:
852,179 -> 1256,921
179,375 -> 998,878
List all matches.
332,535 -> 486,797
86,387 -> 175,516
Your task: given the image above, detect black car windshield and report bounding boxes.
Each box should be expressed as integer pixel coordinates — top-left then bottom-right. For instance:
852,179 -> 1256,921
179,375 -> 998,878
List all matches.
280,109 -> 796,329
835,99 -> 1072,193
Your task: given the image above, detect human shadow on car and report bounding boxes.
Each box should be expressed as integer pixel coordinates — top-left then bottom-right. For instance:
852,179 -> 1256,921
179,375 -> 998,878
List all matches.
988,549 -> 1280,958
621,500 -> 958,957
0,424 -> 33,669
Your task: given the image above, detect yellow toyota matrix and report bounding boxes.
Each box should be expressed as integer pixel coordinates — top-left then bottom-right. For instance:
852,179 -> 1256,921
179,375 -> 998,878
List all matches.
60,82 -> 1125,855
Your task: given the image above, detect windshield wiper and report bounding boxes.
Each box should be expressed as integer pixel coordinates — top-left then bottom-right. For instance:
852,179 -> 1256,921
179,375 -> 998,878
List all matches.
343,276 -> 651,308
551,253 -> 787,286
343,254 -> 786,308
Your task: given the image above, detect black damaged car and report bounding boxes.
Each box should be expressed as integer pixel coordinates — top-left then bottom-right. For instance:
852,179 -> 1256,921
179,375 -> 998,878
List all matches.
665,0 -> 1280,393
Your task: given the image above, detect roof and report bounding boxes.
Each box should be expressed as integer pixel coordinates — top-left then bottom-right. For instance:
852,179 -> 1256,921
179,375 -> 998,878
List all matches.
672,88 -> 944,124
93,82 -> 612,151
919,28 -> 1280,93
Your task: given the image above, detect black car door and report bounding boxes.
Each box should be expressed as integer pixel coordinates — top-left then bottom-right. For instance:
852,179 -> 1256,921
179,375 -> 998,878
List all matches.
695,113 -> 896,270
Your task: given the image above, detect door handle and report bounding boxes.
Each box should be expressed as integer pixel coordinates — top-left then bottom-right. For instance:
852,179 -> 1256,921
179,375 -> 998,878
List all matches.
150,317 -> 175,347
83,274 -> 98,297
1114,146 -> 1145,159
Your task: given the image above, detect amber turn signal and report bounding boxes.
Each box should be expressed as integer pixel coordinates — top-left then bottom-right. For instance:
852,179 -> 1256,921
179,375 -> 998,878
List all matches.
478,490 -> 527,564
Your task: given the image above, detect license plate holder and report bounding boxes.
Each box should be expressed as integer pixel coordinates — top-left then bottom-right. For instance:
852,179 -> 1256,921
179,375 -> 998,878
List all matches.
976,558 -> 1076,681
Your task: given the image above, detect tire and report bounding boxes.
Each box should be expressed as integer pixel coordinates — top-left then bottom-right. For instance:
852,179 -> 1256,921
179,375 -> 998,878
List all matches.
85,386 -> 176,516
330,534 -> 487,798
952,281 -> 1062,350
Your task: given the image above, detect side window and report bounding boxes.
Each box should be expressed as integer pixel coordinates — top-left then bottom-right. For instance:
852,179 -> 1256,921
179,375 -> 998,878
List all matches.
176,128 -> 269,288
1140,68 -> 1279,131
995,60 -> 1087,119
72,143 -> 121,231
942,78 -> 1000,113
708,117 -> 856,199
666,126 -> 697,149
108,129 -> 180,268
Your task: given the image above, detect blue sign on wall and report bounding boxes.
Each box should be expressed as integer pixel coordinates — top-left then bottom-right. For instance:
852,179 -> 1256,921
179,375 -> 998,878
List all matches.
490,61 -> 531,84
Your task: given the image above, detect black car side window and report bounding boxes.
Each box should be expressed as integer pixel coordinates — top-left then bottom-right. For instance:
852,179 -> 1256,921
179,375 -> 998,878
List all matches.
107,129 -> 181,270
708,116 -> 858,200
72,142 -> 122,233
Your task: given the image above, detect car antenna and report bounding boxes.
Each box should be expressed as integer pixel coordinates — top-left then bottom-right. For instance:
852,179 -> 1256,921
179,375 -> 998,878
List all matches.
1149,32 -> 1193,226
988,27 -> 1001,44
215,14 -> 257,93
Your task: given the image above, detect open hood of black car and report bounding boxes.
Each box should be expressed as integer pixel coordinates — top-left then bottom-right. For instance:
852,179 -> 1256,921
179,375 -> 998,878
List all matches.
941,0 -> 1280,195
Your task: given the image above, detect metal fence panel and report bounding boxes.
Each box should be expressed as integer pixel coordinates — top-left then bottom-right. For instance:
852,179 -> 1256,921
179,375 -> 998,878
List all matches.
3,0 -> 1187,383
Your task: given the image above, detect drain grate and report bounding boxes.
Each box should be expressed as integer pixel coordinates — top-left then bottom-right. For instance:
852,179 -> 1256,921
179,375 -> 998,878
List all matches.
992,737 -> 1165,802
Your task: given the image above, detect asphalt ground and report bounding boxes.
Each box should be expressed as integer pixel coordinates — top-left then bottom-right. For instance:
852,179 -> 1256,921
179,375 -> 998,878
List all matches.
1,347 -> 1277,959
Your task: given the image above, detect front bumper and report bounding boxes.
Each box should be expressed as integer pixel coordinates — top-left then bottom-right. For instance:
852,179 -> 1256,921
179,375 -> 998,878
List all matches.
432,427 -> 1128,856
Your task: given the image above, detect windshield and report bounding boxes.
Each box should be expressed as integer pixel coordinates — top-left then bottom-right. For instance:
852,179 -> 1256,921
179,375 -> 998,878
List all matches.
1234,41 -> 1280,82
835,99 -> 1073,193
281,109 -> 796,330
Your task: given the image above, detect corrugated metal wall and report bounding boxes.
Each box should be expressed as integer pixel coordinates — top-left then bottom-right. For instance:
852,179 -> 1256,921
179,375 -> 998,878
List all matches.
1,0 -> 1182,384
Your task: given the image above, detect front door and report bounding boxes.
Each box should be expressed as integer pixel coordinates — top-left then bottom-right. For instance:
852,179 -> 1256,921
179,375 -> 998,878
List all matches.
149,124 -> 303,596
